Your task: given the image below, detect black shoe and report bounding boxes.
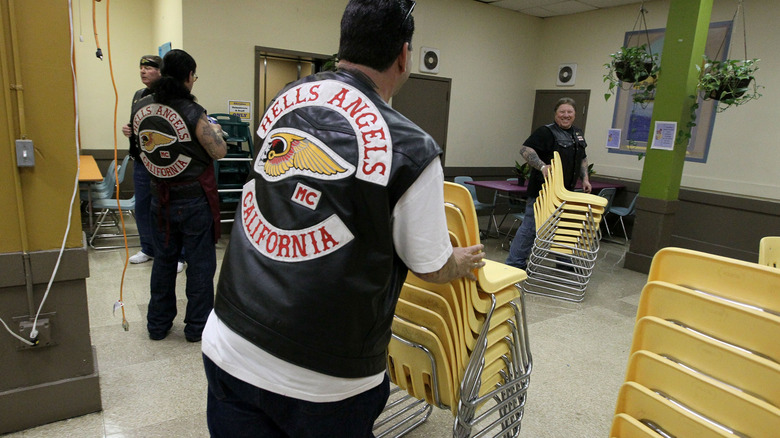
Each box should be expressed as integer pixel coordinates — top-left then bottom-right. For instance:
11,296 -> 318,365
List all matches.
185,335 -> 201,343
149,330 -> 169,341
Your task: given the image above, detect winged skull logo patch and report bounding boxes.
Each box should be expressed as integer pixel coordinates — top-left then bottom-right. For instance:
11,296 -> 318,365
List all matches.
139,130 -> 176,152
257,128 -> 354,181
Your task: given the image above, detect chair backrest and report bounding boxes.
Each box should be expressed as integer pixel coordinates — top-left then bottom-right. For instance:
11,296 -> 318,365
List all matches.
758,236 -> 780,268
597,187 -> 616,211
626,193 -> 639,215
116,154 -> 132,185
454,176 -> 478,200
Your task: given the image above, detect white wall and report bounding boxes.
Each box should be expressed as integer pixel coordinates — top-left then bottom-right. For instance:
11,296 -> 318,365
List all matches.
75,0 -> 779,200
535,0 -> 778,199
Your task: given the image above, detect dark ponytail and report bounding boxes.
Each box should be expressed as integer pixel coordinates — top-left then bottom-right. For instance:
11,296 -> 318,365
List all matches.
150,49 -> 197,103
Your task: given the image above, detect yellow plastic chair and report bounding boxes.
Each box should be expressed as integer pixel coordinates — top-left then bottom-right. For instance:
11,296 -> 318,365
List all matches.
395,299 -> 458,389
636,281 -> 780,363
388,316 -> 455,410
609,413 -> 662,438
399,284 -> 464,377
759,236 -> 780,268
630,315 -> 780,408
613,382 -> 732,438
647,247 -> 780,315
625,350 -> 780,437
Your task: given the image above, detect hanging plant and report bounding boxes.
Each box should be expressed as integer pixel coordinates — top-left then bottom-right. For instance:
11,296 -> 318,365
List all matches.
603,3 -> 659,105
696,57 -> 761,111
603,44 -> 660,103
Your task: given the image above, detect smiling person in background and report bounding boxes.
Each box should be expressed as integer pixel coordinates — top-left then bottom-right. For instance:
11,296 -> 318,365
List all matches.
506,97 -> 590,270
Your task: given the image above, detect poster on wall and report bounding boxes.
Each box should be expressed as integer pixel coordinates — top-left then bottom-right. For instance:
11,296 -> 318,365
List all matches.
608,21 -> 732,163
650,121 -> 677,150
606,129 -> 621,149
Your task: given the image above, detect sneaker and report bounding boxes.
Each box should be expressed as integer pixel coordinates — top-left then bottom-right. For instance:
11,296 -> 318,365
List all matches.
177,262 -> 185,273
129,251 -> 153,264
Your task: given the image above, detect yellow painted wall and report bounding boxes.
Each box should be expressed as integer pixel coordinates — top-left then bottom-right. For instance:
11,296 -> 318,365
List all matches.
1,0 -> 81,252
153,0 -> 182,51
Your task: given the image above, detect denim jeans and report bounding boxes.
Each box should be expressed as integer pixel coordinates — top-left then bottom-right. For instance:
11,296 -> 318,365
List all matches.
133,162 -> 155,257
203,355 -> 390,438
506,197 -> 537,270
135,162 -> 185,262
148,194 -> 215,339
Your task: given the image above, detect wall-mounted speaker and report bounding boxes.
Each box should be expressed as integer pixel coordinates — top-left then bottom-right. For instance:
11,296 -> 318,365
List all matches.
419,47 -> 440,74
556,63 -> 577,86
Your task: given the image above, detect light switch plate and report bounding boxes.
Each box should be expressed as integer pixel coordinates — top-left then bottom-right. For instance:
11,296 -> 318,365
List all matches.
16,139 -> 34,167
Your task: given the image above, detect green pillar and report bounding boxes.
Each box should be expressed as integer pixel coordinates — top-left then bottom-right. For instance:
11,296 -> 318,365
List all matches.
624,0 -> 713,273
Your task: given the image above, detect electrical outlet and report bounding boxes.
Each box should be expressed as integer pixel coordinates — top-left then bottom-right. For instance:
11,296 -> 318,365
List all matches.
16,139 -> 35,167
17,318 -> 54,350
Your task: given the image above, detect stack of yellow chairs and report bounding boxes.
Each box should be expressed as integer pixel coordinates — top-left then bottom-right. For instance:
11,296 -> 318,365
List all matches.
611,247 -> 780,437
522,151 -> 607,302
374,182 -> 532,438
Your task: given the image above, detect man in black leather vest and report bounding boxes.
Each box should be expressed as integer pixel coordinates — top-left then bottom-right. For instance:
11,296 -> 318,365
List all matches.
506,97 -> 591,270
202,1 -> 485,436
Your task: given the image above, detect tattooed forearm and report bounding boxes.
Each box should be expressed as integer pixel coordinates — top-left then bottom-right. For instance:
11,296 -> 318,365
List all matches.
197,115 -> 227,160
519,146 -> 546,170
580,158 -> 589,180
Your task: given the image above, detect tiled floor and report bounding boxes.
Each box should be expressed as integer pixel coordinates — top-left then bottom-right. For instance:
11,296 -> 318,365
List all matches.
4,220 -> 648,437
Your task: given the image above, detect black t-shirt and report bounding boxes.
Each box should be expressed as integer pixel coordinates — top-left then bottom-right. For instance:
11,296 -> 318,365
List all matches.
522,124 -> 587,198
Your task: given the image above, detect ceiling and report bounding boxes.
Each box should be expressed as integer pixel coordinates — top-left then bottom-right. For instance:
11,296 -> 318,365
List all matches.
475,0 -> 645,18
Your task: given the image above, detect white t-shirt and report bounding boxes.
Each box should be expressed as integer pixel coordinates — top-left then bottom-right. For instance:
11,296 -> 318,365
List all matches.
202,157 -> 452,403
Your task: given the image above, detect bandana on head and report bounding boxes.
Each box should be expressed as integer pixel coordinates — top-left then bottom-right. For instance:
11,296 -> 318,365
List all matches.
140,55 -> 161,68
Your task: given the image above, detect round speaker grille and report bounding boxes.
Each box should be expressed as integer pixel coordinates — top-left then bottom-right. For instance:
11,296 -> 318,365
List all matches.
558,65 -> 573,83
424,51 -> 439,70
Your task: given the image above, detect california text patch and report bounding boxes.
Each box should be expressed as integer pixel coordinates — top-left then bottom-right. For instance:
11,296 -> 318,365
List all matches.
240,182 -> 354,262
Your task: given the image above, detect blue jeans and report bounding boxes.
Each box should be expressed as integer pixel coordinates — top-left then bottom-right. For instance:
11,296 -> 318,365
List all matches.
133,161 -> 155,256
203,355 -> 390,438
506,197 -> 537,270
148,195 -> 215,339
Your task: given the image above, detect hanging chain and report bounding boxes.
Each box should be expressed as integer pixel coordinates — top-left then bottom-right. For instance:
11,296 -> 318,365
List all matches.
630,1 -> 654,57
715,0 -> 747,61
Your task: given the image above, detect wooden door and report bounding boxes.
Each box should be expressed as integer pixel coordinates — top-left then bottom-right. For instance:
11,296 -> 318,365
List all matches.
392,74 -> 452,164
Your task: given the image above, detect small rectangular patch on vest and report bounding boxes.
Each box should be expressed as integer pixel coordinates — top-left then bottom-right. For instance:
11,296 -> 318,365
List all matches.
291,182 -> 321,210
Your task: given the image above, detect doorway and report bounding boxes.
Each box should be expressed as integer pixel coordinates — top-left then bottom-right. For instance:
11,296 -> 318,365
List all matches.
531,89 -> 590,134
391,74 -> 452,164
253,47 -> 332,145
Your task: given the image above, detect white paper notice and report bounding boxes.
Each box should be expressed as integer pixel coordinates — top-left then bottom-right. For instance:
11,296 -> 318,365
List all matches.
606,129 -> 621,149
650,121 -> 677,150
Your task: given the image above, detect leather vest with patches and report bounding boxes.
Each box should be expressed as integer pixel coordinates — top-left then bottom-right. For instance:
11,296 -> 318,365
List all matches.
131,95 -> 211,183
214,70 -> 442,378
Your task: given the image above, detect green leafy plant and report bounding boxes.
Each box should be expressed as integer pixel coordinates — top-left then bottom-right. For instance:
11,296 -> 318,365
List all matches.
321,53 -> 339,72
603,44 -> 660,104
696,57 -> 761,111
514,161 -> 530,185
587,163 -> 596,177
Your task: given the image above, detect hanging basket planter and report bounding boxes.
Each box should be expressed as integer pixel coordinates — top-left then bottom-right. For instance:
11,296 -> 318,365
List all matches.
705,76 -> 752,101
697,58 -> 761,109
614,60 -> 655,83
604,45 -> 659,103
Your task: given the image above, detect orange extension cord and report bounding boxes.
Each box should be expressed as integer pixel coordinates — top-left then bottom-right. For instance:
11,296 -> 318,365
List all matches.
94,0 -> 130,330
